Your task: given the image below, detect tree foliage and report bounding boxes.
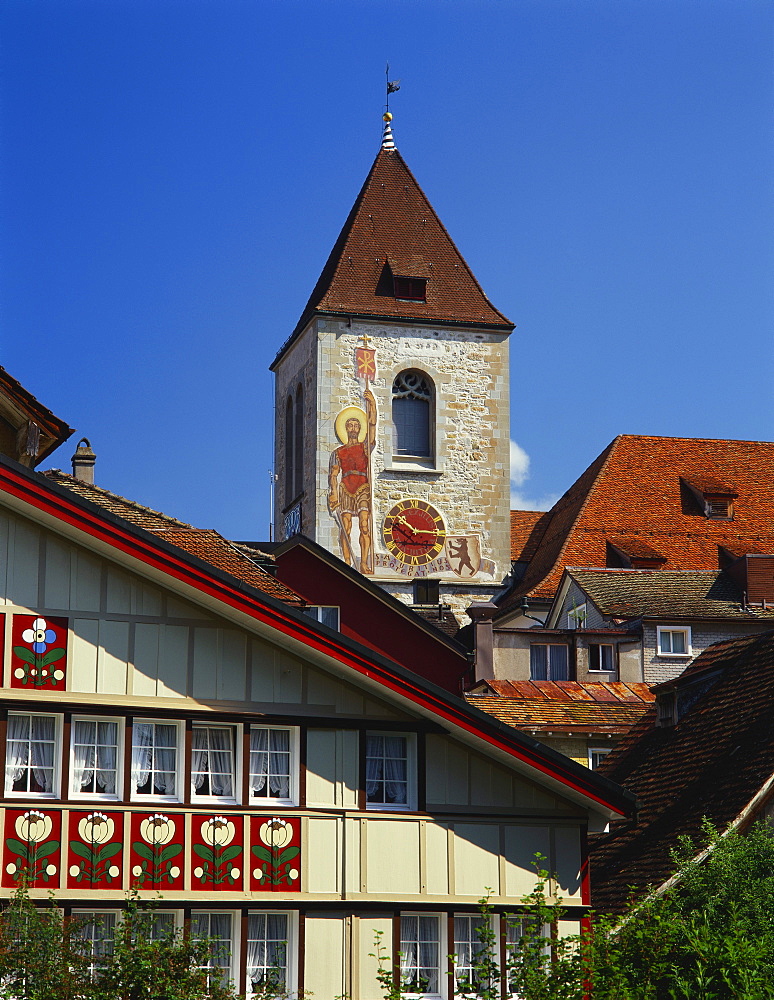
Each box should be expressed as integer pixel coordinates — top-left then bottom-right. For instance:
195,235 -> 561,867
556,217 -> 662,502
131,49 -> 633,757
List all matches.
0,886 -> 237,1000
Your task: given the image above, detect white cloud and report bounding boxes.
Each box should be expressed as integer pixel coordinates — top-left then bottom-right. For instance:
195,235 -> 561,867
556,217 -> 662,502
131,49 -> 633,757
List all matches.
509,439 -> 560,512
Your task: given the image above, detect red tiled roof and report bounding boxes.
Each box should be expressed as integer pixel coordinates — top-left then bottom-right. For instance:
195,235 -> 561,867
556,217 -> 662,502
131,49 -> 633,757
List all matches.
42,472 -> 305,606
466,681 -> 654,736
500,435 -> 774,613
273,147 -> 512,366
510,510 -> 551,561
0,366 -> 74,463
590,630 -> 774,913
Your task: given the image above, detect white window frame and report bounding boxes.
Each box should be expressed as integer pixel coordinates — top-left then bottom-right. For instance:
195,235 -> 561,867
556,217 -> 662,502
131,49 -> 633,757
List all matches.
400,911 -> 446,999
566,602 -> 587,629
656,626 -> 692,658
5,711 -> 62,798
505,915 -> 552,999
71,908 -> 118,979
190,723 -> 240,805
453,913 -> 496,998
246,910 -> 298,998
588,643 -> 616,673
69,715 -> 123,801
129,719 -> 184,803
302,606 -> 340,630
249,725 -> 299,808
588,747 -> 612,770
365,731 -> 417,812
191,909 -> 238,993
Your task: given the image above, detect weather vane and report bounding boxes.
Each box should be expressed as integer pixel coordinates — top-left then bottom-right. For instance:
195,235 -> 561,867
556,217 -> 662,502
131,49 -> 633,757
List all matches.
385,63 -> 400,120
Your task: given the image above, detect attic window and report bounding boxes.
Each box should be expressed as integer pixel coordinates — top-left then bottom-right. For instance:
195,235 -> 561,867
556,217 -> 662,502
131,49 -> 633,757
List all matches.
393,276 -> 427,302
707,499 -> 732,519
680,477 -> 737,521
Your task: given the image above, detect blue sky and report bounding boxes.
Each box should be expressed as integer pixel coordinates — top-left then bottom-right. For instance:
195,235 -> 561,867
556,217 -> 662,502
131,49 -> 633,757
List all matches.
1,0 -> 771,537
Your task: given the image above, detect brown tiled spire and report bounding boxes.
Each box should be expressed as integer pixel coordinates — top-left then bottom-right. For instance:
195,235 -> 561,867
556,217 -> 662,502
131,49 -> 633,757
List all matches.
273,135 -> 513,367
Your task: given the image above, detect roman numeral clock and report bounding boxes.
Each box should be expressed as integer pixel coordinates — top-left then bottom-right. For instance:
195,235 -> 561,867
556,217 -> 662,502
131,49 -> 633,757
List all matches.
382,499 -> 446,567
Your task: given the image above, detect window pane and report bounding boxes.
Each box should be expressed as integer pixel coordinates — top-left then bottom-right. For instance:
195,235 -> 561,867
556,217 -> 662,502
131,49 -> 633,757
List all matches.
247,912 -> 289,995
250,728 -> 293,801
400,914 -> 440,994
394,396 -> 430,456
192,912 -> 232,988
601,645 -> 614,671
366,733 -> 408,805
672,631 -> 686,654
549,645 -> 569,681
191,727 -> 235,798
659,631 -> 671,653
530,646 -> 548,681
393,372 -> 432,458
7,714 -> 56,794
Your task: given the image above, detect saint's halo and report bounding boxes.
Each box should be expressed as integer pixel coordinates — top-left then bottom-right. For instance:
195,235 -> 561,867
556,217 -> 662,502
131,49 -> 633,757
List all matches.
334,406 -> 368,444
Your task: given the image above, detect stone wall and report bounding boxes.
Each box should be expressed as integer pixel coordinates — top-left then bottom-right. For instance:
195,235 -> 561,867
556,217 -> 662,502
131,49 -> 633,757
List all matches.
314,318 -> 511,592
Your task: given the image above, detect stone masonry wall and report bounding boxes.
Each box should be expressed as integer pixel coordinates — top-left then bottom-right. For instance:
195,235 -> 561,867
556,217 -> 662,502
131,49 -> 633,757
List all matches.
314,318 -> 511,601
273,325 -> 317,540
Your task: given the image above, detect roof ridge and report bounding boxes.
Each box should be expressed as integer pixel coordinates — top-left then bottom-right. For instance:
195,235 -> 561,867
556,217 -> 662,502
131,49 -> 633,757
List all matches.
42,470 -> 195,528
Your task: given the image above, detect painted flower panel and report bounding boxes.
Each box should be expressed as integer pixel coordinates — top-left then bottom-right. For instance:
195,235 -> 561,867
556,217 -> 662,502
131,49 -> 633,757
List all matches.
67,811 -> 124,888
3,808 -> 61,887
129,812 -> 184,889
249,815 -> 300,892
11,614 -> 68,690
190,814 -> 243,889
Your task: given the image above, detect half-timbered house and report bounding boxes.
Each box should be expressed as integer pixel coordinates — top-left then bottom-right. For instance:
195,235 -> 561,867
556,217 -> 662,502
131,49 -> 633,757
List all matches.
0,450 -> 635,998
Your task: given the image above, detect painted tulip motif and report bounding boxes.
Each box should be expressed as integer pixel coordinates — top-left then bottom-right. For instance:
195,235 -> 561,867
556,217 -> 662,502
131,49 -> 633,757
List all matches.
140,814 -> 176,847
78,813 -> 114,845
69,812 -> 122,886
5,810 -> 59,884
259,818 -> 293,850
252,817 -> 300,889
193,816 -> 242,886
132,814 -> 182,886
12,615 -> 66,688
16,811 -> 52,844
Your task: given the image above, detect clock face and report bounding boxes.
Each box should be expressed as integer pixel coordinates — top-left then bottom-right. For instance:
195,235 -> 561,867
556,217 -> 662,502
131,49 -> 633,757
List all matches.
383,499 -> 446,566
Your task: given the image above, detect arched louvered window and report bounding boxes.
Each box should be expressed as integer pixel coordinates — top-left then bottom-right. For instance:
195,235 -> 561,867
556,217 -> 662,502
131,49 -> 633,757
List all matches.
392,370 -> 433,459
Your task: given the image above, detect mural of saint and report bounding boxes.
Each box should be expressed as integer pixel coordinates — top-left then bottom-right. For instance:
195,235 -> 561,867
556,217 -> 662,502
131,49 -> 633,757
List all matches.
327,387 -> 377,574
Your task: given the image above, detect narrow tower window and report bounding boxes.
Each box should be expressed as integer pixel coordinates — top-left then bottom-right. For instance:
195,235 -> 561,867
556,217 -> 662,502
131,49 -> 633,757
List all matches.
284,396 -> 294,502
294,385 -> 304,498
392,371 -> 433,458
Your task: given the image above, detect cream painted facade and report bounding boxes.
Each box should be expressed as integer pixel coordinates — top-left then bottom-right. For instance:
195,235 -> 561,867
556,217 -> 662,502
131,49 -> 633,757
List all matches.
274,316 -> 511,617
0,476 -> 619,998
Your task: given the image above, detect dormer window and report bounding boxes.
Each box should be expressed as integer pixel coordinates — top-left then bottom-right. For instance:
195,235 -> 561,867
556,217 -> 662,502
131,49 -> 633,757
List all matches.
680,477 -> 737,521
707,498 -> 732,519
393,276 -> 427,302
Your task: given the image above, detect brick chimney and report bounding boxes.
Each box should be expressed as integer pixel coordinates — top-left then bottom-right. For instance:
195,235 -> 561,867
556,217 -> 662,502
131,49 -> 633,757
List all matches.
71,438 -> 96,484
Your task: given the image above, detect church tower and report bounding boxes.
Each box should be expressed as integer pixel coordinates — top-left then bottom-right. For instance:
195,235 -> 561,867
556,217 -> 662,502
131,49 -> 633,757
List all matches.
271,117 -> 513,617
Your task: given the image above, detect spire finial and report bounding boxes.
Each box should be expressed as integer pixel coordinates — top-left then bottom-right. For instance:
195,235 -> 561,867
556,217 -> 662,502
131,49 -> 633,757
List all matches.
383,63 -> 400,149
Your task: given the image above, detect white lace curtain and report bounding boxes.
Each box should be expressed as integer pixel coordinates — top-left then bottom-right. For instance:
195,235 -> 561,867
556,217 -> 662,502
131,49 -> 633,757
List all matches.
131,723 -> 176,795
191,728 -> 234,797
400,915 -> 439,994
365,734 -> 407,804
192,912 -> 232,983
246,913 -> 288,992
6,714 -> 54,792
250,729 -> 290,798
72,720 -> 117,794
